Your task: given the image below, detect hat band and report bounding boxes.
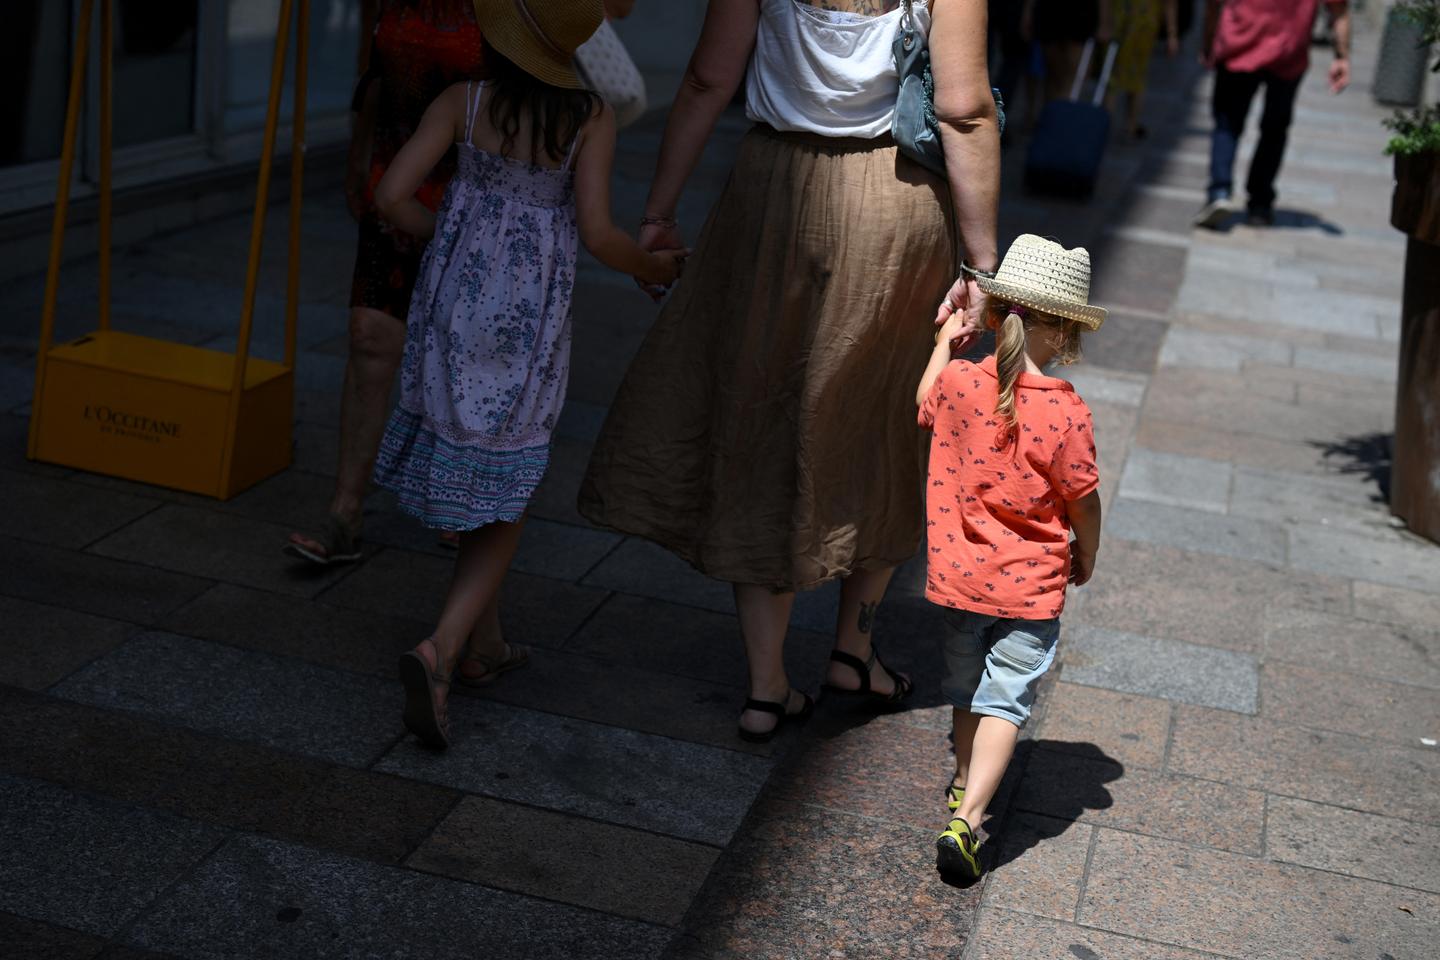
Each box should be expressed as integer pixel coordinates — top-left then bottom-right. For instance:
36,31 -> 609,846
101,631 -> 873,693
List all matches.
512,0 -> 569,61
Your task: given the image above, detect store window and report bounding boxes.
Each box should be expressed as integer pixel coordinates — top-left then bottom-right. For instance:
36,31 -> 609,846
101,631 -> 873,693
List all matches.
225,0 -> 363,134
1,2 -> 72,168
112,0 -> 199,148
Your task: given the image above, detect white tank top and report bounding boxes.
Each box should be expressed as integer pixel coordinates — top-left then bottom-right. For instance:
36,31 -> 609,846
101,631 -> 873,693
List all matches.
745,0 -> 931,139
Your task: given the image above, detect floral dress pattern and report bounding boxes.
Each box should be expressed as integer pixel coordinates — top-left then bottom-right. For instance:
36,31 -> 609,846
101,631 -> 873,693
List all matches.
373,82 -> 578,530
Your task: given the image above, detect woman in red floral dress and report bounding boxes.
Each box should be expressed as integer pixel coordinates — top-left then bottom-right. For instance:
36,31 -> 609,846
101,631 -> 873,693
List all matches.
288,0 -> 483,566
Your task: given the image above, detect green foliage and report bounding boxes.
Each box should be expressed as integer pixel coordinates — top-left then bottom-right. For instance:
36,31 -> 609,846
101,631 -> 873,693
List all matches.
1394,1 -> 1440,54
1386,106 -> 1440,156
1385,2 -> 1440,155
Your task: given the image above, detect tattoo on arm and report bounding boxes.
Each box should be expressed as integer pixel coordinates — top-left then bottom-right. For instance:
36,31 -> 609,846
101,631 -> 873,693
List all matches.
857,601 -> 879,635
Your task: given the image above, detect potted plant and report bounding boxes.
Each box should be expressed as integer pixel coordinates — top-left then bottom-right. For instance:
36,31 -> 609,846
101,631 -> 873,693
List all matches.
1386,0 -> 1440,544
1388,1 -> 1440,235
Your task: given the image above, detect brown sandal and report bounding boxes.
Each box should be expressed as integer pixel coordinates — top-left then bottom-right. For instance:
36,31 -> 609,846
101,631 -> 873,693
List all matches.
456,642 -> 530,687
398,639 -> 451,750
284,514 -> 362,566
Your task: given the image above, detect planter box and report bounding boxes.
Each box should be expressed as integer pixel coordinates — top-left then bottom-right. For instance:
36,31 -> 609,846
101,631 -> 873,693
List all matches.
1391,153 -> 1440,544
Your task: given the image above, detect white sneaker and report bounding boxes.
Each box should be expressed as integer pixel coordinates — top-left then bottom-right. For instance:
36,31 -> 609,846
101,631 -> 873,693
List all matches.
1194,196 -> 1233,229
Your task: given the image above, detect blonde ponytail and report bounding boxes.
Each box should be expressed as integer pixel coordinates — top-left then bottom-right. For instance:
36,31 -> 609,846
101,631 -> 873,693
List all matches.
994,309 -> 1027,436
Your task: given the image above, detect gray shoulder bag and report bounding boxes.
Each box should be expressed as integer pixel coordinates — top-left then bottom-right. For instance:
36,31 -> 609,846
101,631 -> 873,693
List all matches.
892,0 -> 1005,174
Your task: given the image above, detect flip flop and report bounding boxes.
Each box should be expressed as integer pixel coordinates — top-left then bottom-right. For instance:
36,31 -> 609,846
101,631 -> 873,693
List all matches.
398,640 -> 451,750
284,515 -> 363,566
455,643 -> 530,687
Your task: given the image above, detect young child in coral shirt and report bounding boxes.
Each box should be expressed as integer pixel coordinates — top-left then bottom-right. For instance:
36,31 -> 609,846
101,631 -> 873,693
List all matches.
915,235 -> 1106,882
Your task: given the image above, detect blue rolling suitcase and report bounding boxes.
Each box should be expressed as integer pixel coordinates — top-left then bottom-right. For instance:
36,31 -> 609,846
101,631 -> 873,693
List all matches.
1024,41 -> 1119,199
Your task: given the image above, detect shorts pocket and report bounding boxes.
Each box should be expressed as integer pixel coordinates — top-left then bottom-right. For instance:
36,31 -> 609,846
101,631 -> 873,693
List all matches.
990,622 -> 1056,672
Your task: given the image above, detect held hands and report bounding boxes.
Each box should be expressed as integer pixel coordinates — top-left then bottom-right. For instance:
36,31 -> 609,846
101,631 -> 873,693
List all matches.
642,248 -> 691,288
934,275 -> 985,354
636,219 -> 686,301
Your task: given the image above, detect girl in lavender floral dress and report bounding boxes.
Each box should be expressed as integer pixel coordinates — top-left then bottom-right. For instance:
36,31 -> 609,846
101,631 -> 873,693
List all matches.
371,0 -> 684,750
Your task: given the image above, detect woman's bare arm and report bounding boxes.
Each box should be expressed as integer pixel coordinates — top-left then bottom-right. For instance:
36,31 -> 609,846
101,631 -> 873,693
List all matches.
929,0 -> 1001,340
640,0 -> 760,225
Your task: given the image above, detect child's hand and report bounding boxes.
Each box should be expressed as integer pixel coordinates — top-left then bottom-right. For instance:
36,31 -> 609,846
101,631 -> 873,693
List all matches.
935,276 -> 985,353
935,308 -> 974,351
1068,543 -> 1097,587
639,248 -> 690,290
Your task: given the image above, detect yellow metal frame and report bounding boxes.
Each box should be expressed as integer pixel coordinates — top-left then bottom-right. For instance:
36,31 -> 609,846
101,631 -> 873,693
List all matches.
28,0 -> 312,499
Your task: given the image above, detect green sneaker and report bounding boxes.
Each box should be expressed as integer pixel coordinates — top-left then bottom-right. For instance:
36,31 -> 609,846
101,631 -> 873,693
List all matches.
936,816 -> 983,881
945,783 -> 965,813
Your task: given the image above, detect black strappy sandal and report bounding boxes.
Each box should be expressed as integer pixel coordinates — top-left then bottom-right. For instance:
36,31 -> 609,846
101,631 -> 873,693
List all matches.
737,690 -> 814,744
821,646 -> 914,705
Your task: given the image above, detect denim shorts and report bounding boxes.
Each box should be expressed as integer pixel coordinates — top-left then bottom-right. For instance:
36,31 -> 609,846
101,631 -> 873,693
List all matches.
940,609 -> 1061,728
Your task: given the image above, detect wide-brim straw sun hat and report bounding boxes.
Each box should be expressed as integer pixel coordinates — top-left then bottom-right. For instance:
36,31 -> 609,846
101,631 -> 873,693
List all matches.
976,234 -> 1108,330
473,0 -> 604,90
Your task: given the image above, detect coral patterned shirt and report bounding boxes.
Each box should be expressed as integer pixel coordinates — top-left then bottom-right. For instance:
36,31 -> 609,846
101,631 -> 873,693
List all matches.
918,356 -> 1099,619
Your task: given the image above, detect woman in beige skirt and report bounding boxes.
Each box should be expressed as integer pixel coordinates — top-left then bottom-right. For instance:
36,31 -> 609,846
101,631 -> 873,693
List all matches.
580,0 -> 1001,741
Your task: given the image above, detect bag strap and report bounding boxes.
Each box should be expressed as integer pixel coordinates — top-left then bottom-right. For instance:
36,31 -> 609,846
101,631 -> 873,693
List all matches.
900,0 -> 917,49
1069,40 -> 1121,106
1091,41 -> 1120,107
462,80 -> 484,144
1069,39 -> 1094,102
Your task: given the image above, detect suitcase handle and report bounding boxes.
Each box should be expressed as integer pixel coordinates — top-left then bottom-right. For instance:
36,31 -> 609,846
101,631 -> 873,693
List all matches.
1069,39 -> 1121,107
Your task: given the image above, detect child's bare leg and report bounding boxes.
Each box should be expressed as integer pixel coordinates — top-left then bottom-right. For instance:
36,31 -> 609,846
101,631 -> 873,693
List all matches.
951,708 -> 983,788
419,517 -> 527,705
956,715 -> 1022,827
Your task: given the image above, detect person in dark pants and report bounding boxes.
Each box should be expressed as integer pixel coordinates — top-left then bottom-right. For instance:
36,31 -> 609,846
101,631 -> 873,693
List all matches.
1195,0 -> 1350,229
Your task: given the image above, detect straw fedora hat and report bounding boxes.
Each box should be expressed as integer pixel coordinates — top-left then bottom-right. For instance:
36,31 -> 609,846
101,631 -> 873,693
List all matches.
976,235 -> 1107,330
473,0 -> 604,90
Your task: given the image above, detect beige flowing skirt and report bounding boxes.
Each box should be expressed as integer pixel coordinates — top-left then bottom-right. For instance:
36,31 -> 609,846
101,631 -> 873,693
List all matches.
579,125 -> 957,591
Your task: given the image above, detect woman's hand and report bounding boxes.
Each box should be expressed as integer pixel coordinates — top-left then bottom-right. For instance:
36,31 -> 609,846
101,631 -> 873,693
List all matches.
934,275 -> 985,352
636,219 -> 685,300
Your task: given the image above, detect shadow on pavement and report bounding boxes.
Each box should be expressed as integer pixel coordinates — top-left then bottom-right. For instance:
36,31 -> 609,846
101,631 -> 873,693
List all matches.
1315,431 -> 1393,500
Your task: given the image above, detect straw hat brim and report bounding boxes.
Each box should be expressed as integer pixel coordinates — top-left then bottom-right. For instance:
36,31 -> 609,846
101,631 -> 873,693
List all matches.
975,275 -> 1108,330
476,0 -> 585,89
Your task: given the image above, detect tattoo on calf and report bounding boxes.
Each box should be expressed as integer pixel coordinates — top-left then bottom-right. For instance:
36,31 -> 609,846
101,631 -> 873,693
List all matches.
858,601 -> 879,634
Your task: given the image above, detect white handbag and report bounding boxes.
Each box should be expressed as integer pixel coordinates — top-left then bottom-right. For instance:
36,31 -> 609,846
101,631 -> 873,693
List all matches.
575,19 -> 648,129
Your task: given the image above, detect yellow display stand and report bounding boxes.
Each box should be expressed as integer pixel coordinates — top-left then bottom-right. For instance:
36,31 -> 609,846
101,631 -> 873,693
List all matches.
28,0 -> 311,499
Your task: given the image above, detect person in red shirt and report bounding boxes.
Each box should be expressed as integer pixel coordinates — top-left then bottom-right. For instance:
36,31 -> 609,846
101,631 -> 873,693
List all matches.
1195,0 -> 1351,228
916,235 -> 1105,882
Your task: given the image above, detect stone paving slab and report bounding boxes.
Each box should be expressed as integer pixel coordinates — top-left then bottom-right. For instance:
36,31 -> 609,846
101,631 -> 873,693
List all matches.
0,912 -> 109,960
88,504 -> 358,600
1072,539 -> 1350,653
1265,796 -> 1440,894
1013,750 -> 1264,855
1259,660 -> 1440,748
0,535 -> 214,626
0,686 -> 458,865
51,632 -> 403,768
317,547 -> 609,648
1166,704 -> 1440,826
1060,623 -> 1259,713
375,696 -> 770,846
1077,829 -> 1440,959
965,908 -> 1224,960
125,834 -> 672,960
0,595 -> 136,690
1117,448 -> 1231,514
458,644 -> 778,754
0,773 -> 224,938
1105,500 -> 1287,566
0,468 -> 160,550
408,795 -> 719,926
1030,681 -> 1172,770
1351,582 -> 1440,635
665,794 -> 978,960
980,812 -> 1091,923
1262,605 -> 1440,692
1287,524 -> 1440,595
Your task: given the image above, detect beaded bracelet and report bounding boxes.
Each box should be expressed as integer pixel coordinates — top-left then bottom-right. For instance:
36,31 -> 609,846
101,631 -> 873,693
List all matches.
640,215 -> 678,228
960,260 -> 998,280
